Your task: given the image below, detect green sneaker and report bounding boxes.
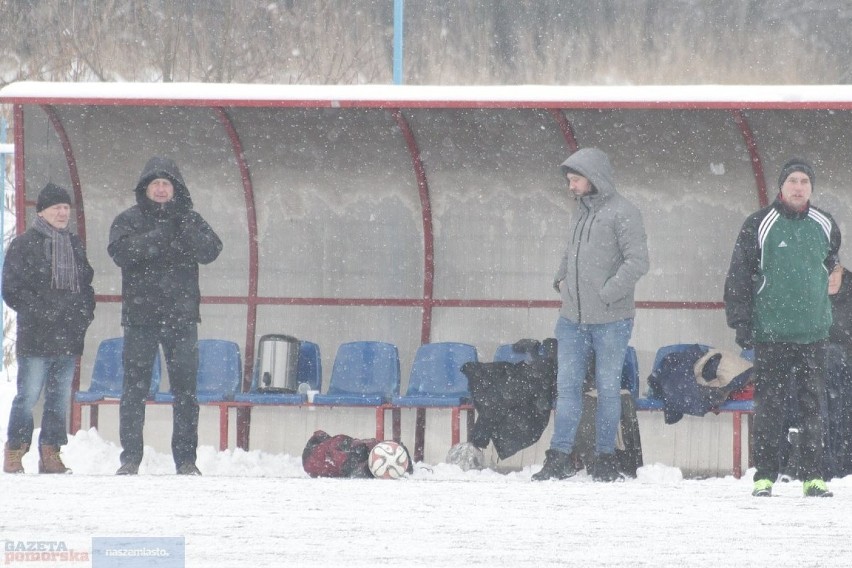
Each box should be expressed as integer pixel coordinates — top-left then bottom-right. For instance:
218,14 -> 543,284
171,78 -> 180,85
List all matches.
803,479 -> 833,497
752,479 -> 773,497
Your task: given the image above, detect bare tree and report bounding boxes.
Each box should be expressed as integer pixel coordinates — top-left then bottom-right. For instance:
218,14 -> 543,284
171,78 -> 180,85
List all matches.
1,0 -> 852,87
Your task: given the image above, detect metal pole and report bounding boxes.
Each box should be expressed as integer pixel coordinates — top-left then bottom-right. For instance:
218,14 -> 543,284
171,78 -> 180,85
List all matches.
0,117 -> 8,333
393,0 -> 404,85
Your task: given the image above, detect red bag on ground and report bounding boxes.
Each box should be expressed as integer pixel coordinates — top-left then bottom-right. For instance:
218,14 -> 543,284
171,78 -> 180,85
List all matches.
302,430 -> 379,478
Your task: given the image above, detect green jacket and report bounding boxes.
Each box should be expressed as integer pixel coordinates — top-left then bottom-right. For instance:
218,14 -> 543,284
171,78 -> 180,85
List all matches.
724,198 -> 841,344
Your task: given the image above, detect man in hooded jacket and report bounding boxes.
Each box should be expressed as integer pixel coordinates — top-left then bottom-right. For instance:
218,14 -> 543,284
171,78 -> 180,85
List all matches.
109,157 -> 222,476
533,147 -> 649,482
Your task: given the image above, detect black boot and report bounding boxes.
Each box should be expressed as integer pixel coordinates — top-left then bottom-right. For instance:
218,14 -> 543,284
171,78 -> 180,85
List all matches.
532,449 -> 577,481
591,453 -> 624,482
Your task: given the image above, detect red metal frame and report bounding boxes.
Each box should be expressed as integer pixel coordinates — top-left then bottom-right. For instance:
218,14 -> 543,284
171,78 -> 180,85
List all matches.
22,100 -> 768,324
730,109 -> 769,208
73,398 -> 233,452
13,105 -> 25,234
10,90 -> 778,463
547,108 -> 579,152
40,105 -> 86,240
391,109 -> 435,346
212,107 -> 260,449
730,411 -> 755,479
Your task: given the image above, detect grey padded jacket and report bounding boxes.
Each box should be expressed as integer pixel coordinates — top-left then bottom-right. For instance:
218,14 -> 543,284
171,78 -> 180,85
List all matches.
554,148 -> 649,324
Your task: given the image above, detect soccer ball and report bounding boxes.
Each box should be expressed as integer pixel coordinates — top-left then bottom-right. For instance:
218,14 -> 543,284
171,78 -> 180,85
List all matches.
368,441 -> 410,479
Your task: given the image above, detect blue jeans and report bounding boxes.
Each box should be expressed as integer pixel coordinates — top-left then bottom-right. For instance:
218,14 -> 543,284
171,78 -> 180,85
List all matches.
551,316 -> 634,455
6,355 -> 76,448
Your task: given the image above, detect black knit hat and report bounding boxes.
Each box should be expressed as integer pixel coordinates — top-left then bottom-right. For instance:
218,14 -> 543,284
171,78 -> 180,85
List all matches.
36,183 -> 72,212
778,158 -> 815,190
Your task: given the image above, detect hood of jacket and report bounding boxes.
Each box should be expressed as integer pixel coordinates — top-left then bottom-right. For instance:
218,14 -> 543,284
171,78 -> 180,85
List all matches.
134,156 -> 193,215
559,147 -> 616,204
554,146 -> 648,324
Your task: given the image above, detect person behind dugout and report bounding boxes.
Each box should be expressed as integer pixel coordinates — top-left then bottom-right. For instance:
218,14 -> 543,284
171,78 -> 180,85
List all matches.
724,157 -> 839,498
773,261 -> 847,482
108,156 -> 222,476
804,264 -> 852,478
3,183 -> 95,474
533,147 -> 649,482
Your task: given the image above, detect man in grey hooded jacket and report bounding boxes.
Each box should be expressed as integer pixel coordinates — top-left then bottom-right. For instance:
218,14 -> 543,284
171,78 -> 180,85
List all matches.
533,147 -> 649,482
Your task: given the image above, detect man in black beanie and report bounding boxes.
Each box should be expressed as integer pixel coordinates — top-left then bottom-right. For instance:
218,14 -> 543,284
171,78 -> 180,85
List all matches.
109,157 -> 222,476
777,158 -> 816,192
3,183 -> 95,474
725,157 -> 840,498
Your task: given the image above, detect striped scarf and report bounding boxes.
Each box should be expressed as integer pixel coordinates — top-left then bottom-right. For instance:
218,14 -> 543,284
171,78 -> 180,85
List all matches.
33,216 -> 80,293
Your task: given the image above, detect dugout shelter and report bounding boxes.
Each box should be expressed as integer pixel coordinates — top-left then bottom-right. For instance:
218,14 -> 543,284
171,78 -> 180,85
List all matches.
2,82 -> 852,474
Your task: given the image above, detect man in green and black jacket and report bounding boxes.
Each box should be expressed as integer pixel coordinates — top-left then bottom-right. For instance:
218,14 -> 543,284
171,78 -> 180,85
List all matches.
725,157 -> 841,498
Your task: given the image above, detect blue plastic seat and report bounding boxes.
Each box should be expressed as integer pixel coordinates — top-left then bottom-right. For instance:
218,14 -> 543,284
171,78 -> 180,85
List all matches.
309,341 -> 400,440
198,339 -> 243,402
493,343 -> 531,364
393,342 -> 478,407
71,337 -> 161,432
390,342 -> 479,462
75,337 -> 161,402
312,341 -> 400,406
234,340 -> 323,405
297,340 -> 323,392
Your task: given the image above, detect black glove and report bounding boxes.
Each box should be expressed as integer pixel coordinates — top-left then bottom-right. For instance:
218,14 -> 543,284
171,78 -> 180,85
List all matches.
735,326 -> 754,350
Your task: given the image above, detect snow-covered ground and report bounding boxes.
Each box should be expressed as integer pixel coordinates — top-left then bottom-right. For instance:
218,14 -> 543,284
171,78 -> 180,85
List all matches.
2,375 -> 852,568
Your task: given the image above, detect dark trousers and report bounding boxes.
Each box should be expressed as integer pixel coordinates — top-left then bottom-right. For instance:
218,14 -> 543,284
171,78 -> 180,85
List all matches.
825,343 -> 852,476
753,341 -> 827,482
119,323 -> 199,467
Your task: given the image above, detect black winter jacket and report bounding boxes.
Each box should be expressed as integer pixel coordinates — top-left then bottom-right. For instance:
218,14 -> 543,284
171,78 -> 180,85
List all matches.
830,267 -> 852,348
108,157 -> 222,327
2,228 -> 95,356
